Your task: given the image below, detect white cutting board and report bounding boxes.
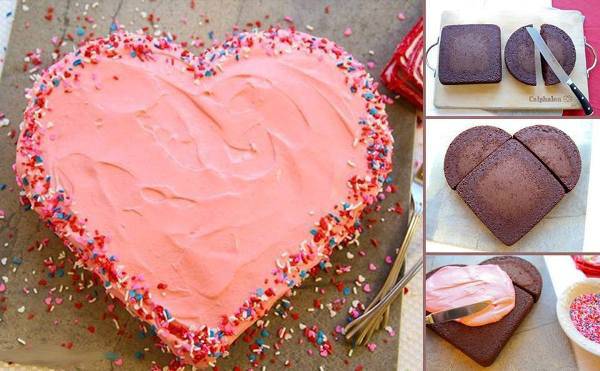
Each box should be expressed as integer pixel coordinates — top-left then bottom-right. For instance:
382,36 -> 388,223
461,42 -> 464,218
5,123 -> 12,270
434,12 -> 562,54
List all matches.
433,8 -> 589,110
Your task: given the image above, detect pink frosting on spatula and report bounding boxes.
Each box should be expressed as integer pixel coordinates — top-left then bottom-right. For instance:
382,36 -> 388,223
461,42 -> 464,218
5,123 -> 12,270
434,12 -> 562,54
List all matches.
426,265 -> 516,326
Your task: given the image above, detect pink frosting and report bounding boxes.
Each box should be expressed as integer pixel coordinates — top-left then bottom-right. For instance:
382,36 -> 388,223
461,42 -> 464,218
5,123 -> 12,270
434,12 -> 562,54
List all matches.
37,41 -> 368,330
15,29 -> 393,366
426,265 -> 516,326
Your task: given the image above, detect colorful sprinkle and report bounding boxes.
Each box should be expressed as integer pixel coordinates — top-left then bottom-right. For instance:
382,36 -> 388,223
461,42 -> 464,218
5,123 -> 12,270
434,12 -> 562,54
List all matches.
570,293 -> 600,343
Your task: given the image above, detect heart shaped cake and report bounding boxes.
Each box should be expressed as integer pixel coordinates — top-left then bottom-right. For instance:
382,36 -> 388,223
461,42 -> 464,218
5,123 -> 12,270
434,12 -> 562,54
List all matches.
14,29 -> 393,366
426,256 -> 543,366
444,125 -> 581,245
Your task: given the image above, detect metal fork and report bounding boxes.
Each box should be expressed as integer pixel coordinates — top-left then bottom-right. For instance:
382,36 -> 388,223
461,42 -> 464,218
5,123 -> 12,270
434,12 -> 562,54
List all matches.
344,164 -> 423,345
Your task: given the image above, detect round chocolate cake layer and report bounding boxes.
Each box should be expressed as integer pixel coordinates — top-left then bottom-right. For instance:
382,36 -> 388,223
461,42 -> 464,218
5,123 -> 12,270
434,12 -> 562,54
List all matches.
514,125 -> 581,191
438,24 -> 502,85
480,256 -> 543,302
541,24 -> 576,86
504,25 -> 536,86
444,126 -> 512,189
505,25 -> 537,86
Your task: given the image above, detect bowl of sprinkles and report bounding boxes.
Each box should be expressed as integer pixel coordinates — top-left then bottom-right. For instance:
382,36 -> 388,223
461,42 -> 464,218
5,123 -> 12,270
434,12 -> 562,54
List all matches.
557,278 -> 600,356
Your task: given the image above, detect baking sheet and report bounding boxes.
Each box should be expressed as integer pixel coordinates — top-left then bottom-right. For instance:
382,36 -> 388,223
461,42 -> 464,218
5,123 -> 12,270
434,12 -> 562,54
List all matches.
432,8 -> 590,110
0,1 -> 422,370
425,119 -> 591,252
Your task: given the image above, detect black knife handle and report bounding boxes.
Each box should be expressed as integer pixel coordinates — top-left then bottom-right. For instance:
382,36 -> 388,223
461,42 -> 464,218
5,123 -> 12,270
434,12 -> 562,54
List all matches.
568,81 -> 594,116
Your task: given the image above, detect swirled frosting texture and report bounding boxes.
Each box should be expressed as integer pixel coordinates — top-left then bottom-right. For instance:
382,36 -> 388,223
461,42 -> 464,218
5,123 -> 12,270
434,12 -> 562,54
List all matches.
426,265 -> 516,326
16,29 -> 393,366
38,41 -> 367,328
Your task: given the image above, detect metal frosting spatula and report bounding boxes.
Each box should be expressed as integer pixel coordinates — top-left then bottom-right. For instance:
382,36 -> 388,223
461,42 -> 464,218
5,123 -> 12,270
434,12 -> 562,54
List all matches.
425,300 -> 492,325
526,26 -> 593,116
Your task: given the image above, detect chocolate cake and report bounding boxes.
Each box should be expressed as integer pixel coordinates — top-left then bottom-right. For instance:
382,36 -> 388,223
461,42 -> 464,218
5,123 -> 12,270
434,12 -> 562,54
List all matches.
426,257 -> 542,367
444,125 -> 581,245
480,256 -> 543,302
505,25 -> 536,86
514,125 -> 581,191
444,126 -> 511,189
438,24 -> 502,85
456,139 -> 565,245
541,24 -> 576,86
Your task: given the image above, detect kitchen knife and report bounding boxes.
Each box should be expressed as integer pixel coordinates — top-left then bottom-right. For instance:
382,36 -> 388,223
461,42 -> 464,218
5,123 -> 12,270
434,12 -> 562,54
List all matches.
425,300 -> 492,325
526,26 -> 593,115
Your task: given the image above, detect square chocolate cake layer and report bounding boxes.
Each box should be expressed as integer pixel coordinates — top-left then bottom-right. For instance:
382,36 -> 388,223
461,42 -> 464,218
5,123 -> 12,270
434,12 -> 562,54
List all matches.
438,24 -> 502,85
455,139 -> 565,246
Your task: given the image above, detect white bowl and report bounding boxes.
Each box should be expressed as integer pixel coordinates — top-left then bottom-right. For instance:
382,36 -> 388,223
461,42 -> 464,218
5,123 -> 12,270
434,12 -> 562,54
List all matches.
556,278 -> 600,357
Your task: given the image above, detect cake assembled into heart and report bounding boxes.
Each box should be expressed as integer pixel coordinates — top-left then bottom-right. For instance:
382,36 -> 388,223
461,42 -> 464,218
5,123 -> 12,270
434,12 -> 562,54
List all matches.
426,256 -> 543,366
14,29 -> 393,367
444,125 -> 581,246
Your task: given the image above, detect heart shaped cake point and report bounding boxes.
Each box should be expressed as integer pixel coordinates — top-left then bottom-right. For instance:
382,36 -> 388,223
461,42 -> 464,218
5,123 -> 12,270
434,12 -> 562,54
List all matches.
15,28 -> 393,367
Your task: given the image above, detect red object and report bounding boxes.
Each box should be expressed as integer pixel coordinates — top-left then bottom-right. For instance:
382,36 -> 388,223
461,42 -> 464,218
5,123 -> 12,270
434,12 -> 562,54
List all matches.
553,1 -> 599,115
381,17 -> 423,110
572,255 -> 600,277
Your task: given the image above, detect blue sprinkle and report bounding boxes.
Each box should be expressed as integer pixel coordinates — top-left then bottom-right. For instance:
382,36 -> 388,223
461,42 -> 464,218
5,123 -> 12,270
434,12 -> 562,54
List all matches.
329,238 -> 336,247
12,257 -> 23,265
256,338 -> 265,346
261,329 -> 269,337
0,184 -> 6,190
22,177 -> 29,186
299,270 -> 307,279
110,22 -> 118,32
34,155 -> 43,163
130,51 -> 137,58
256,288 -> 264,296
76,26 -> 85,36
104,352 -> 119,361
208,31 -> 215,40
369,108 -> 377,115
52,78 -> 60,87
73,59 -> 82,66
56,268 -> 65,277
343,287 -> 351,296
310,229 -> 317,236
316,330 -> 326,345
6,11 -> 12,18
363,92 -> 374,100
134,351 -> 144,360
204,70 -> 213,77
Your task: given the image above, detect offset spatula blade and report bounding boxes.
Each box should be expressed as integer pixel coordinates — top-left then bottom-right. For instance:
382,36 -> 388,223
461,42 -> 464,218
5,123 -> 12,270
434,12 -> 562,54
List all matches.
425,300 -> 492,324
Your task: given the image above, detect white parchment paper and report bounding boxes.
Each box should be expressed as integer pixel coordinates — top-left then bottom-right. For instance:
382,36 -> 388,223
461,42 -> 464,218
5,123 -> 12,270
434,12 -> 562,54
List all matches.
426,119 -> 591,252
